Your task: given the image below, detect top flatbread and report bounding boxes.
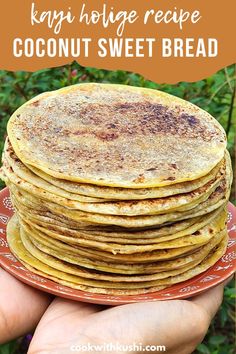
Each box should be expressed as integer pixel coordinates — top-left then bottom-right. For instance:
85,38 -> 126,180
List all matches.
7,83 -> 226,188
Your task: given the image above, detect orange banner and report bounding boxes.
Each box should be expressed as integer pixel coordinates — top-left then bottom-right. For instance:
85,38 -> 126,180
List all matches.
0,0 -> 235,83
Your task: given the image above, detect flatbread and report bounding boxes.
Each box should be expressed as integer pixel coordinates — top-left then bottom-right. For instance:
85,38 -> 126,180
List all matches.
19,208 -> 226,254
20,225 -> 225,282
18,221 -> 212,263
3,139 -> 108,203
2,83 -> 232,296
9,173 -> 230,227
2,144 -> 227,215
7,215 -> 228,294
7,84 -> 227,188
16,207 -> 222,244
4,137 -> 224,201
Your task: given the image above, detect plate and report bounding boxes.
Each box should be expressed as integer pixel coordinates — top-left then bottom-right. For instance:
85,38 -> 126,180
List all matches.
0,187 -> 235,305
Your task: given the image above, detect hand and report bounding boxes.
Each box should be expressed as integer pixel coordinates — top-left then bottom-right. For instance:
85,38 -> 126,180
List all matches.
0,268 -> 52,344
0,267 -> 229,354
28,282 -> 228,354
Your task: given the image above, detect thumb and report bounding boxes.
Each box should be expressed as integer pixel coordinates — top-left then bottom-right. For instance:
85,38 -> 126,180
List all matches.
190,275 -> 234,321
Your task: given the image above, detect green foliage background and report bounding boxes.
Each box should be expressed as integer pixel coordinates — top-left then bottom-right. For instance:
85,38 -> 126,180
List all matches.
0,63 -> 235,354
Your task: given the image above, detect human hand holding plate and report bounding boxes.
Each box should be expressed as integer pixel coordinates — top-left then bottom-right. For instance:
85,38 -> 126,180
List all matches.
0,268 -> 231,354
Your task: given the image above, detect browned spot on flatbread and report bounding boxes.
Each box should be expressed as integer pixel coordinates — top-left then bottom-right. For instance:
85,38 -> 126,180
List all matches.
31,100 -> 40,107
74,102 -> 218,142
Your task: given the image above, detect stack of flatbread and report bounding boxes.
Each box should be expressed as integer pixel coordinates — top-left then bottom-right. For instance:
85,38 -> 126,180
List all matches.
1,84 -> 232,295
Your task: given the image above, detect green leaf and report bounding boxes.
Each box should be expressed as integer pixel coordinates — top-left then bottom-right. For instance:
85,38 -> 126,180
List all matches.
209,335 -> 227,346
0,341 -> 17,354
196,343 -> 211,354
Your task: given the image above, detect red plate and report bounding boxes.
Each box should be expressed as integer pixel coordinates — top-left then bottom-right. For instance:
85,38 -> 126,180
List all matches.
0,187 -> 235,305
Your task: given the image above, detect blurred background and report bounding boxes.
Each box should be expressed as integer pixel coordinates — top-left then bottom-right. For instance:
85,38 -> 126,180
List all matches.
0,63 -> 235,354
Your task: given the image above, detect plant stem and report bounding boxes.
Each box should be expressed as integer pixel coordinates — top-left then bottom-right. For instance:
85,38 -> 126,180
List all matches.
226,73 -> 236,136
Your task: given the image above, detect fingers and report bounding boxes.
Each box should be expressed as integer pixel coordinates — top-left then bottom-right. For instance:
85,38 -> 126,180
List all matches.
44,297 -> 105,320
190,276 -> 234,321
28,294 -> 228,354
28,298 -> 105,353
0,268 -> 52,344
